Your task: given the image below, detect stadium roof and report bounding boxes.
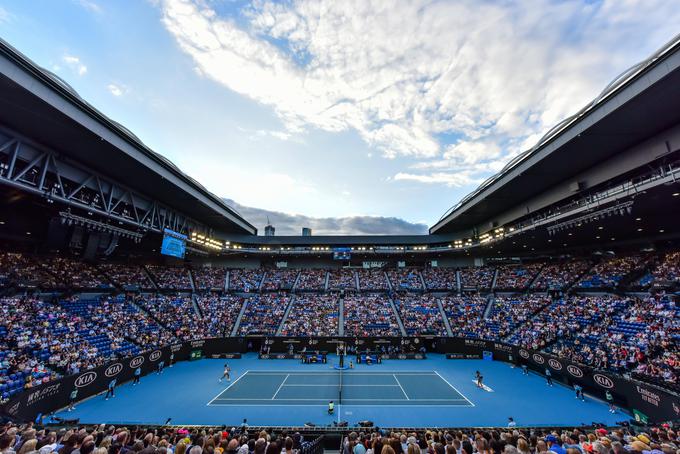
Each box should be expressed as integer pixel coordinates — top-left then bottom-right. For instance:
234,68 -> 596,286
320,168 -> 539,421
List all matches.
431,34 -> 680,235
0,38 -> 257,236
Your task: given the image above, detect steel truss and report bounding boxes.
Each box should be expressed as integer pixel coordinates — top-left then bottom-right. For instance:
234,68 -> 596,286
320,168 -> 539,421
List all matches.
0,126 -> 207,236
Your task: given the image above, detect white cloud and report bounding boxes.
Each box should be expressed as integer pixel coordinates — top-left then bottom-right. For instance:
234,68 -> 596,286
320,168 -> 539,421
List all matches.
107,83 -> 126,97
63,55 -> 88,76
394,172 -> 483,188
158,0 -> 680,189
74,0 -> 102,14
224,198 -> 427,235
0,6 -> 11,23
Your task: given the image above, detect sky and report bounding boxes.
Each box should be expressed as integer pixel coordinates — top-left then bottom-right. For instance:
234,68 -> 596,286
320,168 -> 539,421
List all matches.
0,0 -> 678,234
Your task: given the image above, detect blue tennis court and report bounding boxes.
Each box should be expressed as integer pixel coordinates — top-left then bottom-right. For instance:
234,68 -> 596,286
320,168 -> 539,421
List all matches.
208,370 -> 473,406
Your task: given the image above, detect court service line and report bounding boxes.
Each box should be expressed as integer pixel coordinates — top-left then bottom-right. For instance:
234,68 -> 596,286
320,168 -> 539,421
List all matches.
206,370 -> 251,406
272,374 -> 290,400
433,370 -> 475,407
213,397 -> 469,401
281,384 -> 401,387
392,374 -> 410,400
208,403 -> 473,407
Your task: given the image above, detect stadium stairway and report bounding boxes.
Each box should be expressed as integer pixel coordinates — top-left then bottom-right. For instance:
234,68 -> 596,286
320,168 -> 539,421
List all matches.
338,297 -> 345,335
188,269 -> 196,292
456,270 -> 462,295
275,295 -> 296,335
225,270 -> 230,291
324,271 -> 330,292
386,294 -> 408,336
482,295 -> 495,319
230,297 -> 250,336
436,298 -> 454,336
418,271 -> 427,290
142,266 -> 160,291
257,272 -> 266,292
490,268 -> 499,291
565,261 -> 595,292
191,294 -> 202,317
385,270 -> 393,292
354,272 -> 360,291
525,265 -> 545,292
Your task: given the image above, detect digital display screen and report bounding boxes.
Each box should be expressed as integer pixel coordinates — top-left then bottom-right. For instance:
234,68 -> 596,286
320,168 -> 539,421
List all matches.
333,248 -> 351,260
161,229 -> 187,258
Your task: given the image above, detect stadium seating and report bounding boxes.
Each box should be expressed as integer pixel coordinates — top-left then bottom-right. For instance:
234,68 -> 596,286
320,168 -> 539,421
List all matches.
344,294 -> 401,336
387,269 -> 424,291
0,249 -> 678,398
279,294 -> 339,336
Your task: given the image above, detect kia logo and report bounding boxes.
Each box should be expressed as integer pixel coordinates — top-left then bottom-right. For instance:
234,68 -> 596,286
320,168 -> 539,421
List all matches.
149,350 -> 162,362
548,359 -> 562,370
8,402 -> 20,415
567,365 -> 584,378
519,349 -> 529,359
129,356 -> 145,368
593,374 -> 614,389
105,363 -> 123,377
75,371 -> 97,388
532,354 -> 545,364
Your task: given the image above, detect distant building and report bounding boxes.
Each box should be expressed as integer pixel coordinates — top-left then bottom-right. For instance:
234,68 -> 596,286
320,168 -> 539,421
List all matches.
302,227 -> 312,236
264,224 -> 275,236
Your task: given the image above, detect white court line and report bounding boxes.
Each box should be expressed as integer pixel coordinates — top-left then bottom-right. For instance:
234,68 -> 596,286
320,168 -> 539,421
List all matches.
245,371 -> 438,375
212,397 -> 469,401
281,384 -> 401,387
471,380 -> 494,392
433,370 -> 475,407
208,403 -> 473,407
393,374 -> 410,400
206,370 -> 251,406
272,374 -> 290,399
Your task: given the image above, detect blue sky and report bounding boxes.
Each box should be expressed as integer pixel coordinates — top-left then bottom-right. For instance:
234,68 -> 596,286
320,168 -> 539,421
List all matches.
0,0 -> 678,234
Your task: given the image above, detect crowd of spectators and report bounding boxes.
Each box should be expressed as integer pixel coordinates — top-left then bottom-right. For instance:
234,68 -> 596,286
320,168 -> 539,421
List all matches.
0,253 -> 61,288
494,263 -> 543,290
135,295 -> 198,341
229,269 -> 264,292
547,295 -> 678,387
328,269 -> 357,291
638,250 -> 680,290
344,294 -> 401,336
421,268 -> 458,290
196,295 -> 247,337
237,294 -> 290,336
531,260 -> 591,291
393,295 -> 447,336
63,295 -> 171,353
42,257 -> 112,289
441,296 -> 488,339
577,255 -> 648,289
146,266 -> 192,290
511,295 -> 627,351
0,297 -> 62,400
262,269 -> 299,291
295,270 -> 327,291
357,269 -> 389,291
192,267 -> 226,291
459,266 -> 494,289
0,423 -> 320,454
387,269 -> 423,291
97,263 -> 154,289
279,295 -> 339,336
486,296 -> 551,341
340,426 -> 680,454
